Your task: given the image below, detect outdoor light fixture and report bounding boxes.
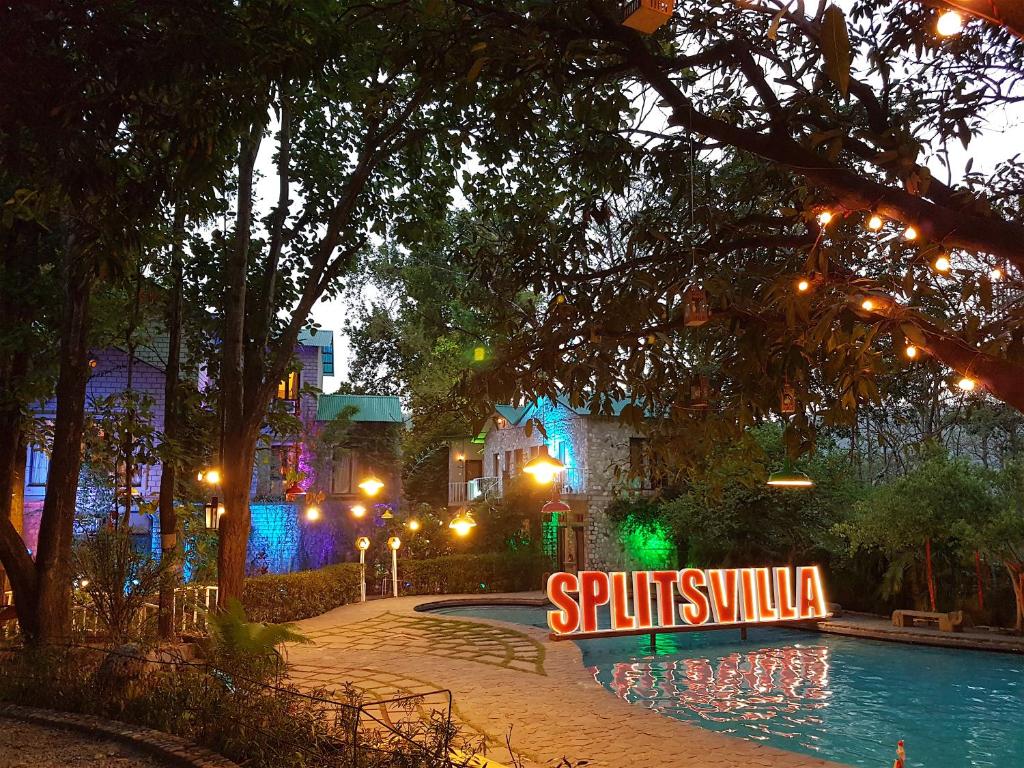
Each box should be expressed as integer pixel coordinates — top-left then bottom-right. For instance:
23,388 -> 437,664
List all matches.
937,9 -> 964,36
905,345 -> 919,359
358,475 -> 384,496
861,298 -> 876,312
903,225 -> 918,241
541,499 -> 572,515
305,506 -> 321,522
449,508 -> 477,537
351,504 -> 367,518
990,267 -> 1003,281
958,376 -> 977,392
204,502 -> 225,530
523,454 -> 566,485
866,214 -> 883,231
380,508 -> 394,520
387,537 -> 401,598
933,255 -> 952,273
408,519 -> 421,531
767,460 -> 814,488
356,537 -> 370,602
817,210 -> 833,225
455,453 -> 466,463
796,278 -> 811,293
198,469 -> 221,485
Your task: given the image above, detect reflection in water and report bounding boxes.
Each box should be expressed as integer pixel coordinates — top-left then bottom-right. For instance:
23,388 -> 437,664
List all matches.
594,645 -> 831,742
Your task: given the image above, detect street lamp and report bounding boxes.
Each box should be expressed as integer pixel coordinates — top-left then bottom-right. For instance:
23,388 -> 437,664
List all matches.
523,454 -> 565,485
388,536 -> 401,598
356,536 -> 370,602
358,475 -> 384,496
449,508 -> 477,537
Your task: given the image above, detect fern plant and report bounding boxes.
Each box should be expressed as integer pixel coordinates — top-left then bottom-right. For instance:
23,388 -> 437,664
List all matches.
204,598 -> 310,683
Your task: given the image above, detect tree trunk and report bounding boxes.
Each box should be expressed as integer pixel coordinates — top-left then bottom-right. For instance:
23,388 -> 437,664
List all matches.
32,251 -> 94,644
924,537 -> 936,611
1008,563 -> 1024,635
157,208 -> 185,638
216,425 -> 259,604
0,412 -> 37,638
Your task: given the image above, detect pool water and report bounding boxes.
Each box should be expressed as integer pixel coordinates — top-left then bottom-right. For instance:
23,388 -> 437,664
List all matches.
430,605 -> 1024,768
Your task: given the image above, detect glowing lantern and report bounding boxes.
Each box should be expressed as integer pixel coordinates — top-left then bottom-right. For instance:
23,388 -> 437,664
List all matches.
780,383 -> 797,414
523,454 -> 566,485
356,536 -> 370,551
990,266 -> 1003,281
541,499 -> 571,515
903,225 -> 918,241
767,461 -> 814,489
905,345 -> 919,359
861,298 -> 876,312
204,502 -> 225,531
689,375 -> 710,408
796,278 -> 811,293
683,285 -> 710,326
388,536 -> 401,551
408,519 -> 421,531
358,476 -> 384,496
305,506 -> 321,522
621,0 -> 674,34
449,509 -> 477,537
351,504 -> 367,518
866,213 -> 883,231
937,10 -> 964,36
958,376 -> 977,392
933,255 -> 951,273
199,469 -> 221,485
472,346 -> 487,362
817,210 -> 833,225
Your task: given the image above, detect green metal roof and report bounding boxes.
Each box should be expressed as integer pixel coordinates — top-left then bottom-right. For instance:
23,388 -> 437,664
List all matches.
316,394 -> 403,423
494,405 -> 527,424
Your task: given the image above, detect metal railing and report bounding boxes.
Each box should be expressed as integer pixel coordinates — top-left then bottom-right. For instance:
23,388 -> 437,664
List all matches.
449,466 -> 590,505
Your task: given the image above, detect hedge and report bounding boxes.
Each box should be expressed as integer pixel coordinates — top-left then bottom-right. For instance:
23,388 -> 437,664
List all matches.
242,552 -> 550,624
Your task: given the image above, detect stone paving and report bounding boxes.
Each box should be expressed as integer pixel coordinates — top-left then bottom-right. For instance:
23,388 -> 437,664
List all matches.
287,595 -> 843,768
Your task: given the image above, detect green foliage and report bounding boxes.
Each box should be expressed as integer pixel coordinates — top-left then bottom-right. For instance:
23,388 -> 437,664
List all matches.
398,552 -> 550,595
72,524 -> 175,644
204,598 -> 309,683
242,563 -> 362,624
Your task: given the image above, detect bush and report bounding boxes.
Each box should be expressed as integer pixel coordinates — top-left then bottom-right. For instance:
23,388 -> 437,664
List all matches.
399,552 -> 549,595
241,553 -> 550,624
243,562 -> 362,623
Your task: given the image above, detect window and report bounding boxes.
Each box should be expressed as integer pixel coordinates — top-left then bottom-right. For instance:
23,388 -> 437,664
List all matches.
331,450 -> 353,494
277,370 -> 300,400
514,448 -> 524,472
27,445 -> 49,486
492,453 -> 500,478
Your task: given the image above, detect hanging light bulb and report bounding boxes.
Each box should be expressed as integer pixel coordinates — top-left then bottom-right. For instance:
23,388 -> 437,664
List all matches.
817,210 -> 834,225
933,255 -> 951,273
866,214 -> 884,231
937,10 -> 964,36
797,278 -> 811,293
904,345 -> 919,359
990,266 -> 1003,281
903,225 -> 918,241
958,376 -> 977,392
861,298 -> 876,311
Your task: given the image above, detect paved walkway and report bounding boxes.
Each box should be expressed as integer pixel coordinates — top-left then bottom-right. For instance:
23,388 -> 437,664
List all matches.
287,594 -> 842,768
818,612 -> 1024,653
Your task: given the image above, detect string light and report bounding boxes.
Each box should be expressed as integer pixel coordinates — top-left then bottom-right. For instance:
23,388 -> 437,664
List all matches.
905,345 -> 919,359
797,278 -> 811,293
958,376 -> 976,392
937,10 -> 964,36
867,214 -> 883,231
933,255 -> 951,273
817,210 -> 834,225
903,225 -> 918,241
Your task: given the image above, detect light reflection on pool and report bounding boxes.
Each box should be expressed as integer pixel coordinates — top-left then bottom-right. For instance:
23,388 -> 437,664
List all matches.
430,604 -> 1024,768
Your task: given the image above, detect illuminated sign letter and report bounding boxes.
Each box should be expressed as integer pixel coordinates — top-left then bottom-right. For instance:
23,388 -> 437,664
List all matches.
774,567 -> 799,620
797,566 -> 827,618
610,572 -> 636,630
650,570 -> 678,628
546,572 -> 580,634
579,571 -> 610,633
632,571 -> 653,629
739,568 -> 759,621
678,568 -> 710,625
755,567 -> 779,622
707,569 -> 739,624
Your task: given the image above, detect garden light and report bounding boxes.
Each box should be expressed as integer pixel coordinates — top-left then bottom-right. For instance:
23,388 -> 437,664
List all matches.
351,504 -> 367,518
523,454 -> 565,484
358,475 -> 384,496
388,536 -> 401,551
449,508 -> 477,537
356,537 -> 370,603
408,519 -> 421,531
937,10 -> 964,36
767,460 -> 814,488
797,278 -> 811,293
380,508 -> 394,520
356,536 -> 370,551
305,506 -> 321,522
388,537 -> 401,598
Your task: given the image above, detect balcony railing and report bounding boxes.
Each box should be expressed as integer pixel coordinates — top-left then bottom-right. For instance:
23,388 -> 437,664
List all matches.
448,467 -> 589,505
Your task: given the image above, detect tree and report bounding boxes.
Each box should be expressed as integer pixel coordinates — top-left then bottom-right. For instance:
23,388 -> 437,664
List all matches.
417,1 -> 1024,444
206,2 -> 482,602
0,0 -> 262,643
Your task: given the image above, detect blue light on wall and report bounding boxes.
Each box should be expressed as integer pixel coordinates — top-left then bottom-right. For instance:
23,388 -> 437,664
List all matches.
248,502 -> 301,575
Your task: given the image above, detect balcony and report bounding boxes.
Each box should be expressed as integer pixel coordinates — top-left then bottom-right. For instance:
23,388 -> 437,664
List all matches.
448,467 -> 588,505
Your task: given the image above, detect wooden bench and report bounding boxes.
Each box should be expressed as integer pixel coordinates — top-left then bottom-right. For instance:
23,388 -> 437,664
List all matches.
892,609 -> 964,633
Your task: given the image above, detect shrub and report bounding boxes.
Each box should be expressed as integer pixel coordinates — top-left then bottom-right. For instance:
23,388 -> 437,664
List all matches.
241,552 -> 550,624
242,562 -> 362,623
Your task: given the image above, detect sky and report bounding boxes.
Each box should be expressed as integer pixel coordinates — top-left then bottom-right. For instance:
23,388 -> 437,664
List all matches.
254,4 -> 1022,395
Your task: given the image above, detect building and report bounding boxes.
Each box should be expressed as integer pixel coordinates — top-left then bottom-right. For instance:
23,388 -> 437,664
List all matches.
448,396 -> 665,573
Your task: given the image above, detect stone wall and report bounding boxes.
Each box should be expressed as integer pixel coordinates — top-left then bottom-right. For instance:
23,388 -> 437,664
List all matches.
582,418 -> 642,570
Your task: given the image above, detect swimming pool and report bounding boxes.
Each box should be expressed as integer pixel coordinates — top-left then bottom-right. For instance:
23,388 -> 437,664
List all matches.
429,604 -> 1024,768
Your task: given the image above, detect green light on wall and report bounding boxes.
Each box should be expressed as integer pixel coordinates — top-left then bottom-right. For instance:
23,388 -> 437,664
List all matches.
620,513 -> 675,570
541,512 -> 559,558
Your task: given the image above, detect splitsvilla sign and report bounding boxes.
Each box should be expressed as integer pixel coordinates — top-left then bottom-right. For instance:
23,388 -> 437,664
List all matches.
546,566 -> 829,639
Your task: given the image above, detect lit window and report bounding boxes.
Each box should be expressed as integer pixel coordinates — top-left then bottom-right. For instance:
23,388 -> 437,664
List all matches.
277,371 -> 299,400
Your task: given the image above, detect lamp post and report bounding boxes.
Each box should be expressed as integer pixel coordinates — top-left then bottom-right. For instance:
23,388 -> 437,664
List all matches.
449,508 -> 477,537
198,469 -> 223,531
387,536 -> 401,597
356,536 -> 370,602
